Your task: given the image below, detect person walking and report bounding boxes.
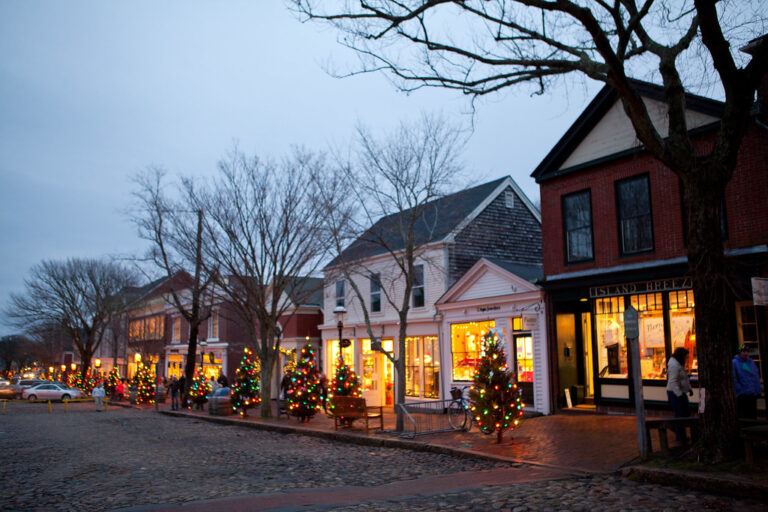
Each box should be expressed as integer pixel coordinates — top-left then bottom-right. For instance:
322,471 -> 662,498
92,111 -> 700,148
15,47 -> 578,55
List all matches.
666,347 -> 693,442
178,375 -> 186,409
92,382 -> 106,412
169,375 -> 179,411
733,344 -> 761,419
319,373 -> 328,413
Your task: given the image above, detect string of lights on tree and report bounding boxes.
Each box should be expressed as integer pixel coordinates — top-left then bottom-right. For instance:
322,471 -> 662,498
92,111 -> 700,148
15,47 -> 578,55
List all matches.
287,344 -> 321,422
231,347 -> 260,417
327,354 -> 361,422
133,363 -> 156,404
189,368 -> 210,409
468,329 -> 525,444
106,368 -> 121,397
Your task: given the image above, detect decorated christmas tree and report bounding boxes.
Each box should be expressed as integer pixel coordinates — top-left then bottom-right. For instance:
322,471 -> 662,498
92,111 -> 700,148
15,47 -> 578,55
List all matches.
133,363 -> 156,404
327,355 -> 361,421
231,347 -> 261,416
287,343 -> 322,422
74,368 -> 97,395
468,329 -> 525,444
106,368 -> 121,397
188,368 -> 210,410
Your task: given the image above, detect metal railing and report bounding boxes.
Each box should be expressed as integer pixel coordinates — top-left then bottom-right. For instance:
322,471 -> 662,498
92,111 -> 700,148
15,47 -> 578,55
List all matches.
397,398 -> 465,438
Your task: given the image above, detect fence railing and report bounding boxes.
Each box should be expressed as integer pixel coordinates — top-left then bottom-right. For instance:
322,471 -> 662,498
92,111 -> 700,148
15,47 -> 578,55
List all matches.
397,398 -> 464,438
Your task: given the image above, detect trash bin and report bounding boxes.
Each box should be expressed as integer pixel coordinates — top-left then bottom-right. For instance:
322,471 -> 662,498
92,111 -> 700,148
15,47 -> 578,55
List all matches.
208,387 -> 232,416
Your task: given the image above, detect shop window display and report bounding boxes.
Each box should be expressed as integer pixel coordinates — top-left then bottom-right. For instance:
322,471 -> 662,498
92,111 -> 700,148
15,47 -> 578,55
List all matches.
596,297 -> 627,378
405,337 -> 420,397
669,290 -> 697,375
451,320 -> 495,381
329,340 -> 354,378
423,336 -> 440,398
515,335 -> 534,382
631,293 -> 665,379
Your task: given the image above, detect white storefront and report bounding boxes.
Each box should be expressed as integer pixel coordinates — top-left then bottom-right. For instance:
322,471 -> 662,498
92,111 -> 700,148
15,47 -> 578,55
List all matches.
435,258 -> 551,415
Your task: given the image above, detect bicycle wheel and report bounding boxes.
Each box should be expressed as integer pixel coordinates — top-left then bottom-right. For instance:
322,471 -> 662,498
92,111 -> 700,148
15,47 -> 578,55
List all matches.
447,401 -> 468,431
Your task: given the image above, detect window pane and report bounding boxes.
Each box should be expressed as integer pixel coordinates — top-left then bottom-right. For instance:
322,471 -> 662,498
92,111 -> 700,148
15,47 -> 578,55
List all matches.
617,176 -> 653,254
563,191 -> 593,262
515,336 -> 534,382
451,321 -> 495,381
336,280 -> 345,307
413,287 -> 425,308
414,265 -> 424,286
423,336 -> 440,398
631,293 -> 665,379
405,337 -> 420,397
669,290 -> 697,375
596,297 -> 627,378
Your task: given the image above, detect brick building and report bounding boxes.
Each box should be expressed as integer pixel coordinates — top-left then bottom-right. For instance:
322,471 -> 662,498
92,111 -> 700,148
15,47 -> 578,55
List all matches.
533,80 -> 768,413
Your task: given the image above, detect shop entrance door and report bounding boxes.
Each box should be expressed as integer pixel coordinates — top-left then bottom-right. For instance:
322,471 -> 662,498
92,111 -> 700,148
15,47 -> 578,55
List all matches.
581,313 -> 594,399
513,334 -> 534,405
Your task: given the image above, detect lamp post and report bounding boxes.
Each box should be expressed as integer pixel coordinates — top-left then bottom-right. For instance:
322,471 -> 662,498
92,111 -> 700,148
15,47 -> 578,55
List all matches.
334,305 -> 346,347
199,339 -> 208,374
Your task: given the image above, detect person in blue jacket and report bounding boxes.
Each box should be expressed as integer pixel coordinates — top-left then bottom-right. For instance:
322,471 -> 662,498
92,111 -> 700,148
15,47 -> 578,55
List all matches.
733,344 -> 762,419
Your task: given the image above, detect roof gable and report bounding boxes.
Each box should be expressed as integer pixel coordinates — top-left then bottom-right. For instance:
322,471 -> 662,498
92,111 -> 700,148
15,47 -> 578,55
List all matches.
532,79 -> 724,183
437,258 -> 540,305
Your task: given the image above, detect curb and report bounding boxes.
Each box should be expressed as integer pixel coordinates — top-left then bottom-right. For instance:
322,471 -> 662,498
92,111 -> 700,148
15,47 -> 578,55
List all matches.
622,465 -> 768,501
158,410 -> 594,476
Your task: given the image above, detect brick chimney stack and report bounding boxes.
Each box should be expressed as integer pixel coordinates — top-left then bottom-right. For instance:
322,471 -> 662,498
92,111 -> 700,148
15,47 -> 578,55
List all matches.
740,34 -> 768,120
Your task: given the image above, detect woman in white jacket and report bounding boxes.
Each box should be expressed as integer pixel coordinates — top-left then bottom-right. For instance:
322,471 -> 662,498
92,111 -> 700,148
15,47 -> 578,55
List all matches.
666,347 -> 692,441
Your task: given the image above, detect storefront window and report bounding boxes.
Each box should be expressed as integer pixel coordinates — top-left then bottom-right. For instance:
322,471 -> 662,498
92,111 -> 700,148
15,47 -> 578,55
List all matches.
451,320 -> 495,381
361,340 -> 376,392
631,293 -> 665,379
669,290 -> 697,375
596,297 -> 627,378
405,337 -> 420,397
423,336 -> 440,398
329,340 -> 354,379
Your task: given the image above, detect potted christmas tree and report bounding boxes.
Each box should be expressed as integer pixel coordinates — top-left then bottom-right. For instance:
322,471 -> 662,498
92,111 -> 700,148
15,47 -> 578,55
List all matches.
469,329 -> 525,444
287,344 -> 322,423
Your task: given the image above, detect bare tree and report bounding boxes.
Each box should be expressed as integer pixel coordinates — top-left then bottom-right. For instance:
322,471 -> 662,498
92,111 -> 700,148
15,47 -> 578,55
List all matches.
320,114 -> 466,431
293,0 -> 768,461
27,322 -> 70,370
131,168 -> 217,402
196,148 -> 335,418
6,258 -> 139,374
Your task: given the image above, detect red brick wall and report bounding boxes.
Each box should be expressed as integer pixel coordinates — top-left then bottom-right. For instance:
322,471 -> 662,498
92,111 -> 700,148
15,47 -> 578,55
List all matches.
540,125 -> 768,276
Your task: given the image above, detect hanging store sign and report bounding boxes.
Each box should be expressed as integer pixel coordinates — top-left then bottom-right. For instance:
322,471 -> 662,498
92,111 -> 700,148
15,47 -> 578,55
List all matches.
589,277 -> 692,298
752,277 -> 768,306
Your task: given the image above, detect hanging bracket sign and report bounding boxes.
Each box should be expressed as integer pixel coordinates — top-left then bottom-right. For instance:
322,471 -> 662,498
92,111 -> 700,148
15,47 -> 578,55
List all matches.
340,338 -> 351,348
624,305 -> 639,339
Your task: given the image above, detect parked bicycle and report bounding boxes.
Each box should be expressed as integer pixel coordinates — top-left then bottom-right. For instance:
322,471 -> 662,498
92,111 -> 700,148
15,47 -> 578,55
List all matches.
447,386 -> 472,431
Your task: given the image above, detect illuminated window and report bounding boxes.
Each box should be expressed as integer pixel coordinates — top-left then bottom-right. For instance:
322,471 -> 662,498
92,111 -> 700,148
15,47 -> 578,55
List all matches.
596,297 -> 627,378
405,336 -> 440,398
329,340 -> 354,379
631,293 -> 665,379
515,335 -> 534,383
451,320 -> 495,381
669,290 -> 696,375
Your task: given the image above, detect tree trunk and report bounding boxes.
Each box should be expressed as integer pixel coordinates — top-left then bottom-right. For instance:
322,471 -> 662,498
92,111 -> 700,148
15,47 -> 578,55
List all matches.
395,322 -> 408,432
497,428 -> 503,444
683,166 -> 740,461
183,324 -> 200,407
259,351 -> 277,418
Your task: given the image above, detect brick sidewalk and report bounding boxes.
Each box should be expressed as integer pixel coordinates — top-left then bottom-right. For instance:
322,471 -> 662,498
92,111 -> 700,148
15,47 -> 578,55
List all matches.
153,399 -> 640,474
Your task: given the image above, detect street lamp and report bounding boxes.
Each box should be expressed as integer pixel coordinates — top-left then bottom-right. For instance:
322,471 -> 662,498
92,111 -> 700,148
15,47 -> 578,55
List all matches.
199,339 -> 208,371
333,305 -> 346,347
71,363 -> 77,371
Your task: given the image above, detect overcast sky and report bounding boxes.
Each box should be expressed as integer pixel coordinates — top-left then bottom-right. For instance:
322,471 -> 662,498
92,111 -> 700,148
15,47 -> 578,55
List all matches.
0,1 -> 603,335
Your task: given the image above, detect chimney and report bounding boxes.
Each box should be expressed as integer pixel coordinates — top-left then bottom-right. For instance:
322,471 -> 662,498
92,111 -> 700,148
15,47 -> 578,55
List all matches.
740,35 -> 768,120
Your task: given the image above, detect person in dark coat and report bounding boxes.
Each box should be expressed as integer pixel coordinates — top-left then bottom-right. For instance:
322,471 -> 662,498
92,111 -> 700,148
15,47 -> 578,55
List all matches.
733,344 -> 761,419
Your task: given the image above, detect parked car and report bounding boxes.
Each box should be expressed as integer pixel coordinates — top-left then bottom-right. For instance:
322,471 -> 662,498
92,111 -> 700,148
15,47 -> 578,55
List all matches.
22,383 -> 83,401
11,378 -> 46,399
0,383 -> 15,399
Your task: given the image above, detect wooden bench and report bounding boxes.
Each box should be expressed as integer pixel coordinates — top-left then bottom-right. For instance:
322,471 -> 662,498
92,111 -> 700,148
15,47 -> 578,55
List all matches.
275,399 -> 290,420
645,417 -> 700,454
331,396 -> 383,435
740,423 -> 768,466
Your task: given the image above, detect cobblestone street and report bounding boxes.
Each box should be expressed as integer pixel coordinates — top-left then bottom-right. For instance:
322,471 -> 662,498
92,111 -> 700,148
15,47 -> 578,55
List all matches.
0,403 -> 765,511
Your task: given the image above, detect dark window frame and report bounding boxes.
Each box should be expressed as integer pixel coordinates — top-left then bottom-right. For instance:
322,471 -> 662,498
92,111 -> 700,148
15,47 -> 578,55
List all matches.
561,189 -> 595,264
412,264 -> 425,308
615,174 -> 654,256
370,273 -> 381,313
335,280 -> 345,308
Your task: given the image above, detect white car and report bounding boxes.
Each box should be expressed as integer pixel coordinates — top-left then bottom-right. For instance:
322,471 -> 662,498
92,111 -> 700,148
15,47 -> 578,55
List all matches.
23,383 -> 83,401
